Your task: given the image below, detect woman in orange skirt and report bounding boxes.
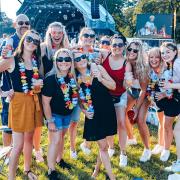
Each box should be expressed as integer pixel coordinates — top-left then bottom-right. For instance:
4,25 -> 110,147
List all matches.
0,29 -> 43,180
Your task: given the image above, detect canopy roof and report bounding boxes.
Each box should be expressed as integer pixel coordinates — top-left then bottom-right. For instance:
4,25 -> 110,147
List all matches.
17,0 -> 115,33
70,0 -> 115,32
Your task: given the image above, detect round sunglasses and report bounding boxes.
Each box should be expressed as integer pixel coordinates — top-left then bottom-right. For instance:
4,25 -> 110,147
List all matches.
74,54 -> 87,62
83,33 -> 95,39
25,36 -> 40,46
127,48 -> 139,53
56,57 -> 72,62
18,21 -> 30,26
101,40 -> 110,45
112,43 -> 124,48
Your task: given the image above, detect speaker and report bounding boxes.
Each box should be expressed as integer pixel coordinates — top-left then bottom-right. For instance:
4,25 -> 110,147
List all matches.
91,0 -> 100,19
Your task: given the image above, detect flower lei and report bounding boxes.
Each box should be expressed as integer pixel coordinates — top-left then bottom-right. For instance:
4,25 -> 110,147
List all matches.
57,73 -> 78,110
19,56 -> 39,95
79,47 -> 94,64
147,62 -> 173,101
79,47 -> 93,53
77,70 -> 94,113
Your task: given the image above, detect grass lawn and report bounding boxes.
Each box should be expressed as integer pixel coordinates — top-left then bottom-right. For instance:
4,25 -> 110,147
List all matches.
0,112 -> 177,180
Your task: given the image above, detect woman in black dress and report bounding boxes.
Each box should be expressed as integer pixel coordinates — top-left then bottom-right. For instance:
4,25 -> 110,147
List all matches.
73,51 -> 117,180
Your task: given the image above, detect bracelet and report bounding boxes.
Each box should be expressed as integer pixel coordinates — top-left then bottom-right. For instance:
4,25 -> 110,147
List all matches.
46,117 -> 55,123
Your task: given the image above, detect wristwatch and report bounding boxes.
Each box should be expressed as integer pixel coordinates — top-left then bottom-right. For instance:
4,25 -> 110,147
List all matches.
46,117 -> 55,123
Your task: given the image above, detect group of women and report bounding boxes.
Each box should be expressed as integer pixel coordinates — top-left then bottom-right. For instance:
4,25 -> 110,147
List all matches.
0,20 -> 180,180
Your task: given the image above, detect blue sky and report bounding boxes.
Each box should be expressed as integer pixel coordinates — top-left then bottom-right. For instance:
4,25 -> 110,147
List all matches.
1,0 -> 21,20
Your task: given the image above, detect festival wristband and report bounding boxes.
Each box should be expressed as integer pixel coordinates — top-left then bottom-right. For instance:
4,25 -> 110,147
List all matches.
46,117 -> 55,123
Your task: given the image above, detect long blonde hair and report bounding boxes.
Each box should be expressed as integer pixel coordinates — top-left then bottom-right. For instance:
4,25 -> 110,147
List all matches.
127,41 -> 148,81
46,48 -> 74,78
44,22 -> 70,59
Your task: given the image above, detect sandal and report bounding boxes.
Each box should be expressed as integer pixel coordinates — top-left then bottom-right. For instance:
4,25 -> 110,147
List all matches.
91,168 -> 100,179
24,170 -> 37,180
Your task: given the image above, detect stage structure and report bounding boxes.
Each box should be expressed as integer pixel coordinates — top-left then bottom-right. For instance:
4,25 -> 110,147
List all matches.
17,0 -> 116,38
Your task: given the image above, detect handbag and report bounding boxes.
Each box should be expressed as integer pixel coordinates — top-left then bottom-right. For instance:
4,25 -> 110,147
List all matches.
127,109 -> 137,124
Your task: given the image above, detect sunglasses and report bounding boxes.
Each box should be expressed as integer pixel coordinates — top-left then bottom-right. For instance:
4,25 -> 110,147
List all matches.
112,43 -> 124,48
56,57 -> 72,63
83,33 -> 95,38
25,36 -> 40,46
101,40 -> 110,45
127,48 -> 139,53
18,21 -> 30,26
74,54 -> 87,62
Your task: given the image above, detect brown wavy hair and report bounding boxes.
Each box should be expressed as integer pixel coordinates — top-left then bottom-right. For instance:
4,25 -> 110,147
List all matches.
15,29 -> 41,66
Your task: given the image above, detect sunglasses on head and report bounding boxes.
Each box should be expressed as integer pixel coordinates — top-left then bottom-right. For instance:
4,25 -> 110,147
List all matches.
101,40 -> 110,45
74,54 -> 87,62
25,36 -> 40,46
127,48 -> 139,53
112,43 -> 124,48
18,21 -> 30,26
83,33 -> 95,38
56,57 -> 72,63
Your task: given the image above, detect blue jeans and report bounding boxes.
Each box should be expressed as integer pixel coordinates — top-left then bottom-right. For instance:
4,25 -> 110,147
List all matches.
1,97 -> 12,133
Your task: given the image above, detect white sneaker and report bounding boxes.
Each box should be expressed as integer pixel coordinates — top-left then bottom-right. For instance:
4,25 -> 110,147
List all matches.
160,149 -> 170,162
139,149 -> 151,162
108,148 -> 115,158
33,149 -> 44,163
127,138 -> 137,146
119,154 -> 127,167
165,161 -> 180,172
4,157 -> 10,165
151,144 -> 163,155
80,143 -> 91,155
70,150 -> 78,159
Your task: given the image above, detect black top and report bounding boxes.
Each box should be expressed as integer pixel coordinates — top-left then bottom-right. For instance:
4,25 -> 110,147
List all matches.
10,56 -> 33,92
82,78 -> 117,141
42,54 -> 53,76
42,74 -> 74,116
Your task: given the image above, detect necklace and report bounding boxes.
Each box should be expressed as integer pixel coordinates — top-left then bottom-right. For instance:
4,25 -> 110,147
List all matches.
77,70 -> 94,113
57,73 -> 78,110
19,56 -> 39,95
79,47 -> 93,53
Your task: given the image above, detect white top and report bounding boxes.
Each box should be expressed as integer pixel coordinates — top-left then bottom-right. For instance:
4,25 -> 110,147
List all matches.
173,58 -> 180,83
145,21 -> 155,35
132,79 -> 141,89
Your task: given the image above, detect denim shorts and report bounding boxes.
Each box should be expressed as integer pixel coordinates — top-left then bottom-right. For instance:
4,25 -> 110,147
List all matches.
127,87 -> 141,99
1,97 -> 12,134
70,104 -> 82,122
114,91 -> 127,107
52,113 -> 71,130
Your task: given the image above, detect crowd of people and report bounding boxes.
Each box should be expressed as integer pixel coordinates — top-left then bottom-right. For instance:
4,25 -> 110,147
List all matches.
0,13 -> 180,180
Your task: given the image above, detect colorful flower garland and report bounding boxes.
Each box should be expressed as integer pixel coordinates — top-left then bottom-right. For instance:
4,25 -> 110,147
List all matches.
78,47 -> 95,64
57,73 -> 78,110
79,47 -> 93,53
19,56 -> 39,95
77,70 -> 94,113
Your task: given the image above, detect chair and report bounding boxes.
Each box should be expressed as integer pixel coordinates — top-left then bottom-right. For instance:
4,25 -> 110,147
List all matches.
0,146 -> 12,176
0,126 -> 12,176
